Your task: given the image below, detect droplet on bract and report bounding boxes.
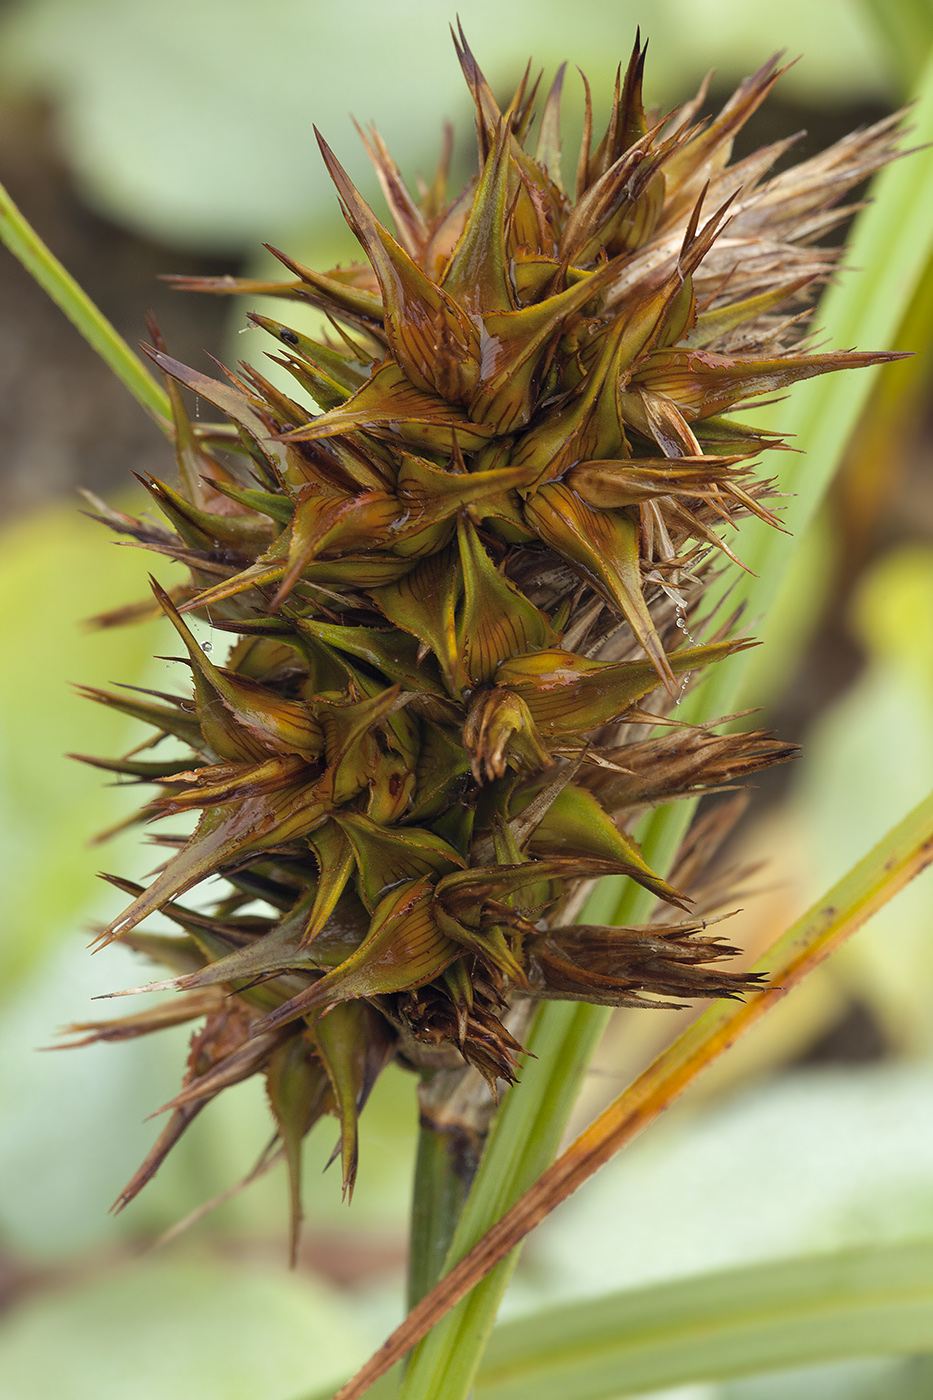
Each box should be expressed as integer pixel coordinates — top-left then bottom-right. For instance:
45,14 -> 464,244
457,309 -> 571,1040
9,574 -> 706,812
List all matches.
676,609 -> 700,646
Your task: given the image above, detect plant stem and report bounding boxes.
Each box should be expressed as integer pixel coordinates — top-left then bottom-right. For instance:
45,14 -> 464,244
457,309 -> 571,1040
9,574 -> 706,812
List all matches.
397,1002 -> 609,1400
407,1114 -> 476,1311
0,177 -> 172,431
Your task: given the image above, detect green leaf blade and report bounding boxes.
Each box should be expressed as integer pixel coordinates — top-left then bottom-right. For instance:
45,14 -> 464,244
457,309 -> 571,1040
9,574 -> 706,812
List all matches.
475,1241 -> 933,1400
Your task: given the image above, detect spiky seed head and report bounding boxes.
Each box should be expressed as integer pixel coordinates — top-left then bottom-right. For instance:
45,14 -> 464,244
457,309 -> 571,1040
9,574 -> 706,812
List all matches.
66,31 -> 900,1246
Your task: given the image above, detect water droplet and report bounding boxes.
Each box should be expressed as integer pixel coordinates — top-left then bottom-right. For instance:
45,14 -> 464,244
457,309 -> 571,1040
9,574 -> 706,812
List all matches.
201,641 -> 213,652
675,609 -> 700,645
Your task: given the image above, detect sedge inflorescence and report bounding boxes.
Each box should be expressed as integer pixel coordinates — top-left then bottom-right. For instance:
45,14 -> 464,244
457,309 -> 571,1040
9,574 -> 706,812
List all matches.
66,31 -> 900,1245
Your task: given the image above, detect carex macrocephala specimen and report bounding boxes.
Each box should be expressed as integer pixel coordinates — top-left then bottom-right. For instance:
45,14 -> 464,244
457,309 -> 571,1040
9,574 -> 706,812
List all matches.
64,30 -> 902,1257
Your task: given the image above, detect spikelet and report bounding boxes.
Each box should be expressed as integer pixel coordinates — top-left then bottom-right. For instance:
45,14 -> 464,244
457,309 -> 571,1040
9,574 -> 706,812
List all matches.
64,31 -> 902,1249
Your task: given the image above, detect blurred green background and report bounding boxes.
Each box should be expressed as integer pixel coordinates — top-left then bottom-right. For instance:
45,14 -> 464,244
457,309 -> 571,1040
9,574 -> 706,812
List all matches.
1,1 -> 932,1397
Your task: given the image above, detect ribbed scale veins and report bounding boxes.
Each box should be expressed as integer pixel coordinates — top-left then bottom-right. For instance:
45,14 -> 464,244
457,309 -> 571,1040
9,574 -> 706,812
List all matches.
67,33 -> 901,1242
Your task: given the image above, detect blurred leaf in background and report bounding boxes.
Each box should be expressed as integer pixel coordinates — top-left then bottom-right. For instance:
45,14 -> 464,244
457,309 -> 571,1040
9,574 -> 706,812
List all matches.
794,546 -> 933,1051
0,506 -> 169,989
0,1254 -> 370,1400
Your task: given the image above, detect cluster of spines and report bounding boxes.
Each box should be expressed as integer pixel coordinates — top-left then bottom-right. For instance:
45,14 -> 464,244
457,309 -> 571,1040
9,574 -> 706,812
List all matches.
63,33 -> 900,1251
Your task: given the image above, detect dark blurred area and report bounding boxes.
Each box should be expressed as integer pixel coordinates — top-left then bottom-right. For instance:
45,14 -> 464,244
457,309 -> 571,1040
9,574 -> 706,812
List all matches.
0,97 -> 240,520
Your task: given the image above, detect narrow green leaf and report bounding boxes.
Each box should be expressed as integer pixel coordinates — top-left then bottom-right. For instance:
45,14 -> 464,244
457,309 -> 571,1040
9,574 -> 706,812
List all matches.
0,177 -> 171,428
474,1241 -> 933,1400
408,1119 -> 475,1313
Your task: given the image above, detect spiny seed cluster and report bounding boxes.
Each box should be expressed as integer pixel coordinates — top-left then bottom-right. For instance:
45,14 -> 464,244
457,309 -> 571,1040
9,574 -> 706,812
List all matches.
66,31 -> 899,1252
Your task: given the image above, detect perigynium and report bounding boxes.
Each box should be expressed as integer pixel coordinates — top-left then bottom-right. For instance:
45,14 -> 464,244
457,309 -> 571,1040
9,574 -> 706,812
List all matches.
61,30 -> 902,1255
